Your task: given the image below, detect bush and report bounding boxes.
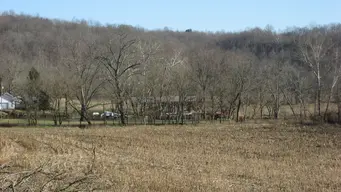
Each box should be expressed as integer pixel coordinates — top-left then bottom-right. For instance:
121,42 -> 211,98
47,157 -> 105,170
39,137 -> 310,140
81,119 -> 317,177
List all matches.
324,112 -> 339,124
7,110 -> 26,118
309,112 -> 340,124
0,111 -> 8,118
309,114 -> 323,123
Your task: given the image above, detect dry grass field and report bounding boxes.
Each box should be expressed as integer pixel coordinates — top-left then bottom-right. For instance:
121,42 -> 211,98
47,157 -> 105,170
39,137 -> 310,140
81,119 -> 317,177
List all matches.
1,122 -> 341,191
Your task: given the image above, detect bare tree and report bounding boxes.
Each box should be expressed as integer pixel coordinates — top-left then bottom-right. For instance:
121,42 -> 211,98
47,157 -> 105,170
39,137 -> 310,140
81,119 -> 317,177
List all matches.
0,52 -> 23,93
96,29 -> 156,125
252,66 -> 270,119
324,46 -> 341,121
41,65 -> 69,126
296,28 -> 334,117
170,55 -> 193,124
224,51 -> 255,122
262,57 -> 286,119
133,37 -> 161,124
212,51 -> 230,122
62,32 -> 104,126
139,46 -> 187,124
281,65 -> 310,120
188,46 -> 217,120
16,66 -> 42,126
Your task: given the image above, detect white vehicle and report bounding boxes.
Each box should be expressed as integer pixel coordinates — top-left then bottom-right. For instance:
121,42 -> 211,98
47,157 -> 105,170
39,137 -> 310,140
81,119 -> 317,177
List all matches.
100,111 -> 120,119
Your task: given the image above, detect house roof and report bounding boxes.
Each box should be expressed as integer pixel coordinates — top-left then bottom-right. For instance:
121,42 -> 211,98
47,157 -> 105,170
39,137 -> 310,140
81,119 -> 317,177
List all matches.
0,92 -> 18,103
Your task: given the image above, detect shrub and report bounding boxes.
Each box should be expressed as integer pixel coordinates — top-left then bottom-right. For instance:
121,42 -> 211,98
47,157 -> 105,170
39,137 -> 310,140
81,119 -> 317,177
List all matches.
7,110 -> 26,118
309,112 -> 340,124
0,111 -> 8,118
324,112 -> 339,124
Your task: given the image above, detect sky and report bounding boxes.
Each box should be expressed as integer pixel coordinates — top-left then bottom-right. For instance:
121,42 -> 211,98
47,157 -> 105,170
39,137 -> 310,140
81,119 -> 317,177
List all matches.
1,0 -> 341,32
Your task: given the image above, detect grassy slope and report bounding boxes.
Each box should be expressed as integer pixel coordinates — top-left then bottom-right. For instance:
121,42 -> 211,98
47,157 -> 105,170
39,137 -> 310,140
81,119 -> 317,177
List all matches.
1,122 -> 341,191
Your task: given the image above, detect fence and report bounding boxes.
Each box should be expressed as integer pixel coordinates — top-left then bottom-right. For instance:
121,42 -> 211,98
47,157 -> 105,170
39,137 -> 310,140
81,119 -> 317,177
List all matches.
0,110 -> 233,127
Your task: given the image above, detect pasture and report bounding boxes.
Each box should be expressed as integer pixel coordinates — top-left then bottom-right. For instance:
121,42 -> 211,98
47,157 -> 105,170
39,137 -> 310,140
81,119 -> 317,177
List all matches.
0,122 -> 341,191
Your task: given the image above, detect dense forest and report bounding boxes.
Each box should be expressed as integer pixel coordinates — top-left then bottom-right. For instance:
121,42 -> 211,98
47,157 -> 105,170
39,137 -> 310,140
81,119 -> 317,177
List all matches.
1,11 -> 341,125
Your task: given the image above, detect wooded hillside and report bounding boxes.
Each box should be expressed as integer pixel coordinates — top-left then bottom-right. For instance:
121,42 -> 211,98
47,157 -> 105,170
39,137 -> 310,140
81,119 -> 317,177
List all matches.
1,11 -> 341,125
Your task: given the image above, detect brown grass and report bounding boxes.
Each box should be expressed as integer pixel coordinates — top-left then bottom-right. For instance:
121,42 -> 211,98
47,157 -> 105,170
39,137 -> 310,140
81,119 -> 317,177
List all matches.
1,122 -> 341,191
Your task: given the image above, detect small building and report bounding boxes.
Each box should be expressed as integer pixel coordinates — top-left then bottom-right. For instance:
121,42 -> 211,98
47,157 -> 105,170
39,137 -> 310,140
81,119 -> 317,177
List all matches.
0,92 -> 19,110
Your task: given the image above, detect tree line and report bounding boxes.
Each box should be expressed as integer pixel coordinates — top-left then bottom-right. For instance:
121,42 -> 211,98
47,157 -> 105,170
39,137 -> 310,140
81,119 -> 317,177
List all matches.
1,11 -> 341,126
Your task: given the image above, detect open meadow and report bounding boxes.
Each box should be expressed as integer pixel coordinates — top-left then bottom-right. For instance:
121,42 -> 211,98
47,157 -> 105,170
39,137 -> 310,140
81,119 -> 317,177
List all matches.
1,122 -> 341,191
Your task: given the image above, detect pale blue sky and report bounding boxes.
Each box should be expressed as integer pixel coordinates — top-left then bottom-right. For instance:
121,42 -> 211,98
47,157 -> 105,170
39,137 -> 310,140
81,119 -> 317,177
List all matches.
1,0 -> 340,32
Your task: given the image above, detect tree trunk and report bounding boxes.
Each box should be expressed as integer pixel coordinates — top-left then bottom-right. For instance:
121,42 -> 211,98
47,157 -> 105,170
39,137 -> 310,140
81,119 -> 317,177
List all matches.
53,101 -> 58,126
220,105 -> 223,123
243,96 -> 248,120
282,91 -> 297,119
228,93 -> 240,120
210,94 -> 215,121
111,100 -> 115,125
251,105 -> 257,119
130,98 -> 138,124
181,102 -> 184,125
258,87 -> 264,119
338,102 -> 341,124
80,104 -> 85,122
272,98 -> 279,119
274,67 -> 280,119
64,94 -> 68,122
118,101 -> 125,125
336,83 -> 341,123
176,101 -> 180,124
33,108 -> 38,126
324,89 -> 333,122
103,103 -> 107,125
236,96 -> 241,122
58,99 -> 62,125
317,76 -> 321,116
266,105 -> 272,117
274,104 -> 279,119
202,86 -> 206,120
203,97 -> 206,120
79,104 -> 91,126
219,95 -> 224,123
324,75 -> 339,122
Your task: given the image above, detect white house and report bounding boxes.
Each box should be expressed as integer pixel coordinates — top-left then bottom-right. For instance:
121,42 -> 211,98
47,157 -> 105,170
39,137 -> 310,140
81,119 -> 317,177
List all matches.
0,92 -> 18,110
